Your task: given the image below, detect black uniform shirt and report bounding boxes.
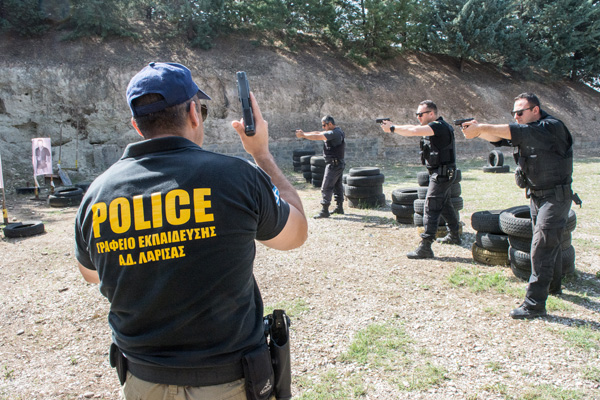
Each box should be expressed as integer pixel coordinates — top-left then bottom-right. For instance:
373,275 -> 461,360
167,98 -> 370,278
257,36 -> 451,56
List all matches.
75,136 -> 290,368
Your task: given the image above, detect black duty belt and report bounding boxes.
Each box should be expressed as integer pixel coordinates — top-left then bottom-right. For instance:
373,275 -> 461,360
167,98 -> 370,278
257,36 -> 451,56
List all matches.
126,357 -> 244,387
529,184 -> 569,198
325,158 -> 343,166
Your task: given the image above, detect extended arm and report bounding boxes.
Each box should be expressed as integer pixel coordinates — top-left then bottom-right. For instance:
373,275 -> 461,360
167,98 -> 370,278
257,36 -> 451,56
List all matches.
461,120 -> 512,142
380,120 -> 434,137
295,130 -> 326,141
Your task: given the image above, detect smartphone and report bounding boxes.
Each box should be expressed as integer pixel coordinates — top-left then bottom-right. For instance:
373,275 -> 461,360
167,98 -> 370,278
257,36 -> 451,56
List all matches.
236,71 -> 255,136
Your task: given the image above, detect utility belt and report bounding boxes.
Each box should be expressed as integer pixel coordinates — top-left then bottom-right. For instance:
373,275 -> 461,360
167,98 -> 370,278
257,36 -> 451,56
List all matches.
527,184 -> 582,207
427,165 -> 456,179
325,157 -> 343,166
109,310 -> 292,400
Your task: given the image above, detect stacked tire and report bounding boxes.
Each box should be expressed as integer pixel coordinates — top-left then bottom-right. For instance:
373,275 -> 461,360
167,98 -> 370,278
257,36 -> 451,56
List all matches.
499,205 -> 577,281
470,210 -> 509,266
483,150 -> 510,173
414,169 -> 463,237
344,167 -> 386,209
48,186 -> 84,207
300,155 -> 313,183
293,149 -> 315,172
390,188 -> 419,224
310,156 -> 326,187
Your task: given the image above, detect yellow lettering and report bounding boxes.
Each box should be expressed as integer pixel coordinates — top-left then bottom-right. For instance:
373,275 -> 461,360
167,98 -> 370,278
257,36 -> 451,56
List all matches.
193,188 -> 214,223
195,228 -> 201,239
165,189 -> 190,226
126,254 -> 136,265
119,254 -> 126,266
210,226 -> 216,237
91,202 -> 107,238
133,195 -> 151,231
109,197 -> 131,234
178,246 -> 185,257
151,233 -> 160,246
151,192 -> 163,228
154,249 -> 162,261
201,227 -> 210,238
146,251 -> 156,262
139,252 -> 147,263
160,232 -> 168,245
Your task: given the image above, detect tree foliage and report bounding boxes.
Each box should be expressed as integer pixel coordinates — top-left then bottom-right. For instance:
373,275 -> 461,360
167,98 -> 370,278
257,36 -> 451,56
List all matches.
0,0 -> 598,83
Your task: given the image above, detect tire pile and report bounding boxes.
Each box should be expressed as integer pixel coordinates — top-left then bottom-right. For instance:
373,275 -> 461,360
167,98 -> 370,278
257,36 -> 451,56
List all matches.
300,155 -> 313,183
310,156 -> 326,187
414,170 -> 464,237
499,205 -> 577,280
343,167 -> 386,209
483,150 -> 510,173
471,210 -> 509,266
390,187 -> 419,224
292,149 -> 315,173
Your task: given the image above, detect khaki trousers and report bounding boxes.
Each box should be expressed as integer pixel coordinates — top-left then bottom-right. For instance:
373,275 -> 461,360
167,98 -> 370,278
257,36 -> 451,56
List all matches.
121,372 -> 277,400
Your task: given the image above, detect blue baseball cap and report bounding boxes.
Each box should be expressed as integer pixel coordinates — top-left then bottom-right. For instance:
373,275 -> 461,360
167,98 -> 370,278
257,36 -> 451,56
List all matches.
126,62 -> 211,117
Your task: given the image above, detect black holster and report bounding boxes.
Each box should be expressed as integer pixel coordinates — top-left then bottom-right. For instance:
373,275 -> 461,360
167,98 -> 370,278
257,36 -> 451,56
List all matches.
264,310 -> 292,400
109,343 -> 128,385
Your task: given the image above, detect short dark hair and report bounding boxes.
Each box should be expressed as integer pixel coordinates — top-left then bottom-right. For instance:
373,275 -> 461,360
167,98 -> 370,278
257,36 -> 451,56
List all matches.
132,94 -> 199,138
514,92 -> 540,108
322,115 -> 335,125
419,100 -> 437,114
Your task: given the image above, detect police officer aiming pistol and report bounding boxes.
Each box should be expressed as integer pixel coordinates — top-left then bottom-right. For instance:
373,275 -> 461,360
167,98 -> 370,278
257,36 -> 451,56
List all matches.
460,92 -> 579,320
296,116 -> 346,219
380,100 -> 461,259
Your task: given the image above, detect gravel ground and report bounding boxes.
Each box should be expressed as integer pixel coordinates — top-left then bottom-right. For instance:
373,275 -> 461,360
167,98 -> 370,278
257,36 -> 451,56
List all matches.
1,173 -> 599,400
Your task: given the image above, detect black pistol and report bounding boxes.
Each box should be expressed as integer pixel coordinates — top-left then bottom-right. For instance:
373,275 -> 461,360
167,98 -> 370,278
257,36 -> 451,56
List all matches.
453,118 -> 474,126
265,310 -> 292,399
376,117 -> 391,124
236,71 -> 255,136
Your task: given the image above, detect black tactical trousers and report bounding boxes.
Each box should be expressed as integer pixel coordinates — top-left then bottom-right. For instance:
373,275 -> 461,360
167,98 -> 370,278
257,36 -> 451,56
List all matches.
524,192 -> 571,309
320,161 -> 345,207
422,172 -> 459,241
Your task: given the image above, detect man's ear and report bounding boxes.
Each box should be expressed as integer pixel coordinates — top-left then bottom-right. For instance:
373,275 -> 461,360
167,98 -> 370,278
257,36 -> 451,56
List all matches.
131,118 -> 145,138
188,100 -> 200,129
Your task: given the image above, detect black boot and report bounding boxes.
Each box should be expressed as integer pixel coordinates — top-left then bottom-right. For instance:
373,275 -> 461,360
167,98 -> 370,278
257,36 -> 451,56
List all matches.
406,239 -> 434,259
314,205 -> 330,219
436,231 -> 461,245
332,203 -> 344,215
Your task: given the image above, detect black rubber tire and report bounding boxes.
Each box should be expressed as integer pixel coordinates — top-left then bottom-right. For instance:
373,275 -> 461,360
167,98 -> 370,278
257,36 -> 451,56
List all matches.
451,183 -> 462,198
54,186 -> 84,197
344,184 -> 383,198
475,232 -> 509,252
417,186 -> 428,199
507,235 -> 531,252
302,171 -> 312,182
301,164 -> 312,172
310,156 -> 326,166
451,196 -> 464,211
48,193 -> 83,207
3,220 -> 45,238
15,186 -> 37,195
488,150 -> 505,167
509,246 -> 532,270
565,209 -> 577,233
293,149 -> 315,157
417,171 -> 430,187
74,182 -> 92,193
472,243 -> 509,266
300,155 -> 312,164
311,172 -> 324,181
483,165 -> 510,173
293,160 -> 302,167
392,188 -> 419,205
562,245 -> 576,276
312,179 -> 322,187
342,174 -> 347,184
413,199 -> 425,214
346,193 -> 386,209
391,203 -> 414,217
395,215 -> 414,225
346,174 -> 385,187
471,210 -> 503,234
413,212 -> 447,227
499,205 -> 532,238
349,167 -> 380,176
310,165 -> 325,173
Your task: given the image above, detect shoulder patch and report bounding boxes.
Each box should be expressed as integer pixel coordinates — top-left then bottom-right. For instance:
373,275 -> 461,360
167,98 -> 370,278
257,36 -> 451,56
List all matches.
272,185 -> 281,206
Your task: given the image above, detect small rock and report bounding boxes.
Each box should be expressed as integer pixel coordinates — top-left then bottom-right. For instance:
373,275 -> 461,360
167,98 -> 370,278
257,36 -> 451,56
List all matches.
83,392 -> 94,398
16,329 -> 24,335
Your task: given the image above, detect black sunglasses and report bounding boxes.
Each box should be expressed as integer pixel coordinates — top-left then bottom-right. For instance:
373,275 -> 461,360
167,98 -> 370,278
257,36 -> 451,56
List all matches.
415,110 -> 432,117
511,106 -> 534,117
200,104 -> 208,121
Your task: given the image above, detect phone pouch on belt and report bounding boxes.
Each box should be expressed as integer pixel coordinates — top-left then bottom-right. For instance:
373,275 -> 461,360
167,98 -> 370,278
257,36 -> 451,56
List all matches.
242,343 -> 275,400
